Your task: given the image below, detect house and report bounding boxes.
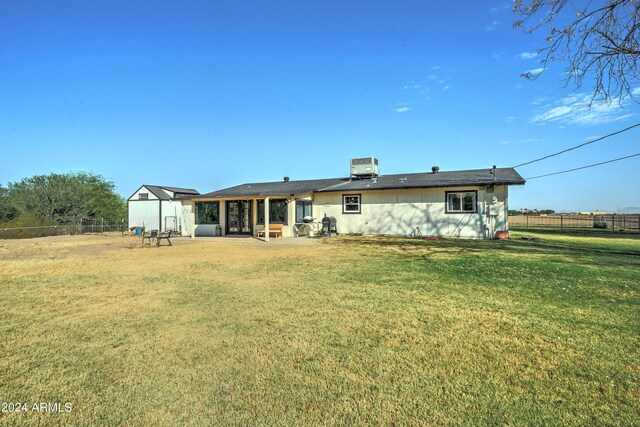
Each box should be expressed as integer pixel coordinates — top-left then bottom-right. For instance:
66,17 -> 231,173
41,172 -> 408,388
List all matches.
183,158 -> 526,239
127,185 -> 200,233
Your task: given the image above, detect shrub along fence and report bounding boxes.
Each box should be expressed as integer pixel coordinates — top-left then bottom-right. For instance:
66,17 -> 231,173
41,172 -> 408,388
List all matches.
0,218 -> 128,239
509,214 -> 640,233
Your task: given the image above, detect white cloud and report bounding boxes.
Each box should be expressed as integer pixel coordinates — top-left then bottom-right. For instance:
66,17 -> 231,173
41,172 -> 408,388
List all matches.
518,51 -> 538,60
485,20 -> 500,31
426,74 -> 438,80
489,2 -> 510,14
491,51 -> 504,59
530,93 -> 637,125
443,86 -> 450,90
531,95 -> 552,105
430,65 -> 441,70
393,107 -> 411,113
632,87 -> 640,95
503,116 -> 516,123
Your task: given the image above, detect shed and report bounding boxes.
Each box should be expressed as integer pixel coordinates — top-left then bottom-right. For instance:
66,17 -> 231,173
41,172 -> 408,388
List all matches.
127,185 -> 200,234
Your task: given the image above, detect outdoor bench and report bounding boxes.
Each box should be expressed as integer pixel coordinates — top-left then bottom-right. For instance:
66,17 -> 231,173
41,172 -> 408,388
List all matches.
257,223 -> 283,238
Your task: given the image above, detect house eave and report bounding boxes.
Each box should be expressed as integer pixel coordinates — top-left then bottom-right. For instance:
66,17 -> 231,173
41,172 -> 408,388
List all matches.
313,180 -> 525,193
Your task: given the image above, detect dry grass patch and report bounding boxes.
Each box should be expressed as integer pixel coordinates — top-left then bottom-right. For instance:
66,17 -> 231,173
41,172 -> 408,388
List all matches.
1,233 -> 638,425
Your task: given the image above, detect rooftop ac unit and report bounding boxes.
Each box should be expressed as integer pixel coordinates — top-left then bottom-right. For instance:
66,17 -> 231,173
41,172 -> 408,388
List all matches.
351,157 -> 379,177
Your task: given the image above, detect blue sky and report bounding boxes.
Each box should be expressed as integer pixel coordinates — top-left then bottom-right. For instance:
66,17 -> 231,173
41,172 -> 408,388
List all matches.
1,1 -> 638,212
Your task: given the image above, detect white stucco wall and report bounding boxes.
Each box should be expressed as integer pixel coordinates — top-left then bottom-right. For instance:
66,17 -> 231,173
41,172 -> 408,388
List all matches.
180,185 -> 510,239
181,203 -> 194,237
311,185 -> 509,238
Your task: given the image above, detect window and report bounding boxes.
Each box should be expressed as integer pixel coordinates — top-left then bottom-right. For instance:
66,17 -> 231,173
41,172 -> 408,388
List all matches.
257,199 -> 288,224
343,194 -> 361,214
295,200 -> 312,223
138,193 -> 149,200
195,201 -> 220,224
446,191 -> 477,213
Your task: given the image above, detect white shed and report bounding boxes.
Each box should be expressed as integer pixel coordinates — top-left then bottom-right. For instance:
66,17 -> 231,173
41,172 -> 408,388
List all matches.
127,185 -> 199,234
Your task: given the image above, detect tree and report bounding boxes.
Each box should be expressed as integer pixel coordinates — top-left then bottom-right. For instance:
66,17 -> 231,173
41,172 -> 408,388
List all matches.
5,172 -> 126,224
513,0 -> 639,104
0,183 -> 19,222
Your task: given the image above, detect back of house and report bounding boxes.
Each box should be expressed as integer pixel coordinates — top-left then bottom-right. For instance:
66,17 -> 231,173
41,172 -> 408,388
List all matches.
181,158 -> 525,239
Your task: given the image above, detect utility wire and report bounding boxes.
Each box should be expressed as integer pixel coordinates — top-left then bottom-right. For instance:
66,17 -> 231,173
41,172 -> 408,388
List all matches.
513,122 -> 640,168
526,153 -> 640,180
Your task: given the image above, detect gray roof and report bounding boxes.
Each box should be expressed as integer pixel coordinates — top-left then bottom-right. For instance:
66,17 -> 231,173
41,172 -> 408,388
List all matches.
316,168 -> 525,192
194,168 -> 525,199
128,185 -> 200,201
161,186 -> 200,195
195,178 -> 345,198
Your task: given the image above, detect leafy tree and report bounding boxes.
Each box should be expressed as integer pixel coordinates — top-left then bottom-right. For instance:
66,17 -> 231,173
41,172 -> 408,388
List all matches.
514,0 -> 639,103
0,183 -> 19,222
5,173 -> 126,223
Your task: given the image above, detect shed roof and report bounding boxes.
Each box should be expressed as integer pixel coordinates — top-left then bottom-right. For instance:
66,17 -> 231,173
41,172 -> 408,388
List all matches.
194,167 -> 525,199
128,185 -> 200,201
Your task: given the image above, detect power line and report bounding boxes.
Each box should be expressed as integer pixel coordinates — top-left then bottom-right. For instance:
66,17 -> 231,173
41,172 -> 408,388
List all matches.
525,153 -> 640,180
513,122 -> 640,168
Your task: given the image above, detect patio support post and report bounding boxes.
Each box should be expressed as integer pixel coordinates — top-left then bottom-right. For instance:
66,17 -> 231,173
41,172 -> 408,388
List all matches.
264,197 -> 270,242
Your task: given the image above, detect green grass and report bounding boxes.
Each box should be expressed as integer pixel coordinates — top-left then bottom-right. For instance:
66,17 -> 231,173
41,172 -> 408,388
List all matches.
0,232 -> 638,425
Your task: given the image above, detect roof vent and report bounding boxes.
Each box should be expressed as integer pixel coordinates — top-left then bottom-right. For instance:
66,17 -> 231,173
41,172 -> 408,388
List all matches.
432,166 -> 439,174
284,176 -> 290,182
350,157 -> 379,178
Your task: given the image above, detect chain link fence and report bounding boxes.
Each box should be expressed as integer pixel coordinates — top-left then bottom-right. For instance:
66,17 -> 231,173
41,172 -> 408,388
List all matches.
0,218 -> 128,239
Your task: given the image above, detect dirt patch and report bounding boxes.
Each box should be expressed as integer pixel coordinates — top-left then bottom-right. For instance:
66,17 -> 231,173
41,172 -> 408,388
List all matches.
0,234 -> 325,263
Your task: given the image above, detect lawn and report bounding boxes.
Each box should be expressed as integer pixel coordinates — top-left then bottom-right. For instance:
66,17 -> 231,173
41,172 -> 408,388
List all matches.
0,232 -> 638,426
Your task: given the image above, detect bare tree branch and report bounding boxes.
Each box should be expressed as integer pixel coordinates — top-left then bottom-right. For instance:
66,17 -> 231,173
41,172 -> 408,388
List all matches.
514,0 -> 640,105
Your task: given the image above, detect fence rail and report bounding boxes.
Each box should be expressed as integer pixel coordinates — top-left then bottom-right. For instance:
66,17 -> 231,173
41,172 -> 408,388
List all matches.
0,218 -> 128,240
509,214 -> 640,233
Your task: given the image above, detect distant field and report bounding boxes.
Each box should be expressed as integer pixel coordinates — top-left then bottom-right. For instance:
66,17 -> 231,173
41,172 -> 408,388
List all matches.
1,233 -> 638,425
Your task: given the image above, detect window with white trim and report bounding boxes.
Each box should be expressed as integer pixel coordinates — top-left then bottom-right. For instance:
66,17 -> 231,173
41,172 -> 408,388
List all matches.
343,194 -> 361,214
446,191 -> 477,213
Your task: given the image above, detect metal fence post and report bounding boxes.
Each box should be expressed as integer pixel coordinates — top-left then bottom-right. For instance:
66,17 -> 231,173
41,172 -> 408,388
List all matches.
623,215 -> 626,231
560,214 -> 564,232
612,213 -> 616,232
526,215 -> 529,231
